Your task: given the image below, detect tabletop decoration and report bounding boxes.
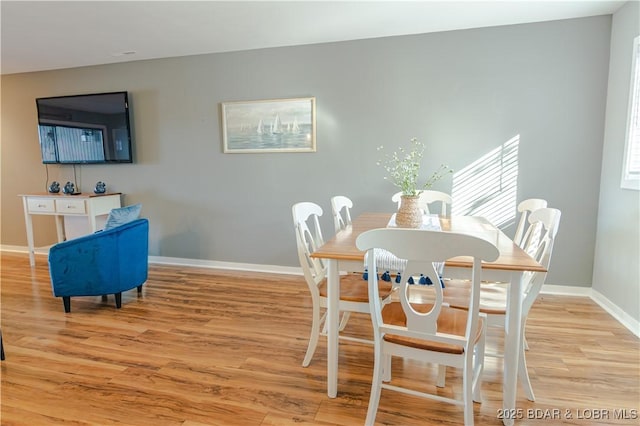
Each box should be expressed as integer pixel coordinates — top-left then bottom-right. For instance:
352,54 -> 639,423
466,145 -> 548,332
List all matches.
62,181 -> 76,195
94,181 -> 107,194
48,181 -> 60,193
377,137 -> 452,227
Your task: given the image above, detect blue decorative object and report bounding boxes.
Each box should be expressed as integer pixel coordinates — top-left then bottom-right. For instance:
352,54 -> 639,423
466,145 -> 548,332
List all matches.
48,181 -> 60,193
48,218 -> 149,313
104,204 -> 142,231
94,181 -> 107,194
361,267 -> 444,287
62,181 -> 75,194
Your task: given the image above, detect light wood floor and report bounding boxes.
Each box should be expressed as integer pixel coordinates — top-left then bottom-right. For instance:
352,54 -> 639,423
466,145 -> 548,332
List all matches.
1,252 -> 638,425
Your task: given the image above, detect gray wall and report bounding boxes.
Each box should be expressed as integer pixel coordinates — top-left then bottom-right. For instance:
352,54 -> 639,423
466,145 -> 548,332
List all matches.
593,1 -> 640,322
1,16 -> 612,287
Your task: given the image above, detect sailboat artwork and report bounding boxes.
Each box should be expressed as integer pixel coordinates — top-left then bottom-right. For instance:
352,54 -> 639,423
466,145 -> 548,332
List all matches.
291,118 -> 300,134
222,97 -> 316,153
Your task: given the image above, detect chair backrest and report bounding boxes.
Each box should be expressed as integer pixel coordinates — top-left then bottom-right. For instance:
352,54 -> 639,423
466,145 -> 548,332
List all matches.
330,195 -> 353,233
392,190 -> 452,216
521,207 -> 561,315
357,228 -> 499,353
513,198 -> 548,247
292,202 -> 326,290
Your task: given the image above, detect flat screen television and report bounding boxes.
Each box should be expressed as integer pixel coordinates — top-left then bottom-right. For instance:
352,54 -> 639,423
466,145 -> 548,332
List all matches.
36,91 -> 133,164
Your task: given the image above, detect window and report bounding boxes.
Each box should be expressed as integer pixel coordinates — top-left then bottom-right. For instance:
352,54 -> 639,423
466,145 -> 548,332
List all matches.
621,36 -> 640,190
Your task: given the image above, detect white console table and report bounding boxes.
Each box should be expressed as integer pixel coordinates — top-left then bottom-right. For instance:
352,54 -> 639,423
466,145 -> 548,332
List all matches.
20,193 -> 122,267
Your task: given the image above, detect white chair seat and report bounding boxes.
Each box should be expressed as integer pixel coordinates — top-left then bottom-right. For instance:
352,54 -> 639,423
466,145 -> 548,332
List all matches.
317,273 -> 393,303
444,280 -> 509,315
381,302 -> 484,354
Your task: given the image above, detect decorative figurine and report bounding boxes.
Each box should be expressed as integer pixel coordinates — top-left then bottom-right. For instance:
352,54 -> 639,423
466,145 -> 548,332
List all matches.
48,181 -> 60,193
94,181 -> 107,194
62,181 -> 75,194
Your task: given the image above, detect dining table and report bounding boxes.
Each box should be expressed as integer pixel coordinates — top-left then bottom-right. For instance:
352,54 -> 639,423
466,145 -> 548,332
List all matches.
310,212 -> 546,426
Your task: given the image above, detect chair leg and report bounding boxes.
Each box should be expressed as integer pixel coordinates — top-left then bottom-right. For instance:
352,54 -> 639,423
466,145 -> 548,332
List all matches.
365,344 -> 384,426
114,292 -> 122,309
463,350 -> 475,425
137,285 -> 143,293
63,296 -> 71,313
473,321 -> 487,403
436,364 -> 446,387
382,353 -> 392,382
338,311 -> 351,331
302,305 -> 323,367
1,332 -> 5,361
519,331 -> 536,401
101,295 -> 108,302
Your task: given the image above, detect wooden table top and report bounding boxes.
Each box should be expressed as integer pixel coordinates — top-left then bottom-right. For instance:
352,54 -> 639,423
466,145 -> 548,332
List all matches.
311,212 -> 546,273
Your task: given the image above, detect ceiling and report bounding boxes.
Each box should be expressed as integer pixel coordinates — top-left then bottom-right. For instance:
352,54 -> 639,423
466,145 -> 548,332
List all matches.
1,1 -> 625,75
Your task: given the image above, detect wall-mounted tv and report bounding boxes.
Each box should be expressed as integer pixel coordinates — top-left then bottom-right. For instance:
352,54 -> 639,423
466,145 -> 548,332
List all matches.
36,91 -> 133,164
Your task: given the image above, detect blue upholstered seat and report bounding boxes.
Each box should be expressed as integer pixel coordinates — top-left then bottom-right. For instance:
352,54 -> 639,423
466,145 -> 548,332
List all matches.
48,218 -> 149,313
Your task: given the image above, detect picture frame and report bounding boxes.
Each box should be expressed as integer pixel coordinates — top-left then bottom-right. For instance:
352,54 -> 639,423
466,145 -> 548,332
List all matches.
221,97 -> 316,153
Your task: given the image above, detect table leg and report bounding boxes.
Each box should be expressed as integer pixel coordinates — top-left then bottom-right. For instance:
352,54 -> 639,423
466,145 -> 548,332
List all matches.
22,198 -> 35,267
87,209 -> 98,232
503,271 -> 525,426
24,215 -> 35,267
327,258 -> 340,398
55,215 -> 65,242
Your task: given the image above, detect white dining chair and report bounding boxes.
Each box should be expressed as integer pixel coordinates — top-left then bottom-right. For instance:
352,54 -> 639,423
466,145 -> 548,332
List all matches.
330,195 -> 353,233
392,190 -> 452,216
357,228 -> 499,425
292,202 -> 393,367
443,207 -> 561,401
513,198 -> 548,247
335,195 -> 415,282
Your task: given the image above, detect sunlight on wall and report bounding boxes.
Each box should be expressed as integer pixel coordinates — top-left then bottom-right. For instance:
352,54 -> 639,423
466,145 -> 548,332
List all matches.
451,135 -> 520,228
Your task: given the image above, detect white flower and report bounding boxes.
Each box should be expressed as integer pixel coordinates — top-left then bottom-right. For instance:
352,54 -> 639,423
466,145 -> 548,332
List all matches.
377,137 -> 452,197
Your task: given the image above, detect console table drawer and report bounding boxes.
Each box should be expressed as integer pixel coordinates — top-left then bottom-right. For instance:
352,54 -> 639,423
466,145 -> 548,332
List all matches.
27,198 -> 55,213
55,199 -> 86,214
20,192 -> 122,267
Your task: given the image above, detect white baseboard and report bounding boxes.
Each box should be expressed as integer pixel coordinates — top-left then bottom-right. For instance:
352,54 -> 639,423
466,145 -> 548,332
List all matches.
541,283 -> 639,337
3,245 -> 637,337
590,288 -> 640,338
147,255 -> 302,276
540,284 -> 592,296
1,244 -> 51,255
0,245 -> 303,275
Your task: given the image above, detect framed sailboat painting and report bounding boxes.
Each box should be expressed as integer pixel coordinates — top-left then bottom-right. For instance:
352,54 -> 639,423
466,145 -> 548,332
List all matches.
221,97 -> 316,153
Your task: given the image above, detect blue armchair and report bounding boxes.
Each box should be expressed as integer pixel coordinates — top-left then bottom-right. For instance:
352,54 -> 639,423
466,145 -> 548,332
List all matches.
48,218 -> 149,313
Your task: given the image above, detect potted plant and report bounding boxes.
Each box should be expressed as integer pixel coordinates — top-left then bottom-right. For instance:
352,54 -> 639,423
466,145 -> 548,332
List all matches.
377,137 -> 452,227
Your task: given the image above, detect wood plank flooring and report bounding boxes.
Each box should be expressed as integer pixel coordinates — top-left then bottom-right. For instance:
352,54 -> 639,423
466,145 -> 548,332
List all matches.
1,252 -> 638,425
